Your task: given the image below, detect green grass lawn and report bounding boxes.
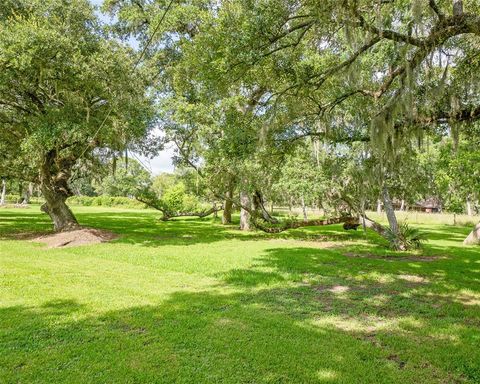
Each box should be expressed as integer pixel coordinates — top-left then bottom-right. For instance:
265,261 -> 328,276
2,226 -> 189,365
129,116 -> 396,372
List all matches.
1,206 -> 479,383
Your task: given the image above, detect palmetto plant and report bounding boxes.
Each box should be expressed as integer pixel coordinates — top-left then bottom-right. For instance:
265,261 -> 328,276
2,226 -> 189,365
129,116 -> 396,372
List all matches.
385,221 -> 427,250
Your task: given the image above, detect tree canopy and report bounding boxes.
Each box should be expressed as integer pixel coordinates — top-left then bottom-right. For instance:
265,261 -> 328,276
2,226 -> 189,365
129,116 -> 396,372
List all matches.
0,0 -> 155,230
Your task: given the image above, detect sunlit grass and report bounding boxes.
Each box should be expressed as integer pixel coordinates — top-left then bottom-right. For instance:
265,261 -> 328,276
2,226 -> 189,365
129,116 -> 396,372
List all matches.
0,206 -> 479,383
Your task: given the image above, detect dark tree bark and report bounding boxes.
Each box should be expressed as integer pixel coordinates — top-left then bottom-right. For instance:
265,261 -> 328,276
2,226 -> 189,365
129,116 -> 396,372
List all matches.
39,152 -> 79,232
40,190 -> 79,232
252,190 -> 278,224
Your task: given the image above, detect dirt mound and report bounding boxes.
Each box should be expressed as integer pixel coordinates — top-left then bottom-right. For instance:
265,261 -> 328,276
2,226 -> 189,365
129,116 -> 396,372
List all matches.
32,228 -> 118,248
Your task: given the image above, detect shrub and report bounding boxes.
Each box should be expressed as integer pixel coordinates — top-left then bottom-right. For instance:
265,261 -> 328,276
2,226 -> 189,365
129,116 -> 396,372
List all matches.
67,196 -> 146,209
384,221 -> 427,250
2,195 -> 44,204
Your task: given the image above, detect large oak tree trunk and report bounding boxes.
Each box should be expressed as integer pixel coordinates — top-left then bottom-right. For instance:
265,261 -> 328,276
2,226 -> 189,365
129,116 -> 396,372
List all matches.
464,222 -> 480,245
222,188 -> 233,224
240,191 -> 251,231
40,190 -> 79,232
39,152 -> 79,232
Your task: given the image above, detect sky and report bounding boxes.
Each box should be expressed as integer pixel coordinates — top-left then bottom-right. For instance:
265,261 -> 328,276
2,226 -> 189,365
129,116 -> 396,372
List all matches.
90,0 -> 175,175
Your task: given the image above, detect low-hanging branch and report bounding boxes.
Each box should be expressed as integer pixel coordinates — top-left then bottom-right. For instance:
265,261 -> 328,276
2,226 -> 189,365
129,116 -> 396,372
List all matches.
135,192 -> 222,221
252,216 -> 360,234
159,206 -> 223,221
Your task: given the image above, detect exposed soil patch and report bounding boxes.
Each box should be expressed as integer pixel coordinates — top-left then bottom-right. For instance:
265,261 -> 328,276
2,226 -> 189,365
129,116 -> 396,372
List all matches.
31,228 -> 118,248
343,252 -> 444,262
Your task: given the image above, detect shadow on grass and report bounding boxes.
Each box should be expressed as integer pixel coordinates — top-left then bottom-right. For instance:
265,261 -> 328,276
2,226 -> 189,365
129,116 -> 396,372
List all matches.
2,264 -> 479,383
1,209 -> 479,382
1,207 -> 474,251
0,208 -> 377,247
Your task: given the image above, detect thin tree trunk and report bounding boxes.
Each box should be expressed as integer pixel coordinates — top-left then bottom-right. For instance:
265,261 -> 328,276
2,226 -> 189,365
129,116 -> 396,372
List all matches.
240,191 -> 251,231
377,199 -> 382,215
464,222 -> 480,245
400,199 -> 405,211
382,184 -> 405,250
0,179 -> 6,205
301,196 -> 308,221
466,198 -> 473,216
382,185 -> 399,234
453,0 -> 463,16
222,188 -> 233,224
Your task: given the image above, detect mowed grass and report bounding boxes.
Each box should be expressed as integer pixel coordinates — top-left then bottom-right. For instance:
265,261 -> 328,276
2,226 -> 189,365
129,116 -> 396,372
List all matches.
0,206 -> 479,383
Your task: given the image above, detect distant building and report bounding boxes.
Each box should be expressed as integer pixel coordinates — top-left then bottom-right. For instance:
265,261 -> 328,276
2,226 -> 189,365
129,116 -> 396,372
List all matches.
413,198 -> 442,213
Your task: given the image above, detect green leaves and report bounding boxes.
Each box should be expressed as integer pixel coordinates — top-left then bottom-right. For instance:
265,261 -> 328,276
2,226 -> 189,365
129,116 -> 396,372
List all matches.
0,0 -> 154,182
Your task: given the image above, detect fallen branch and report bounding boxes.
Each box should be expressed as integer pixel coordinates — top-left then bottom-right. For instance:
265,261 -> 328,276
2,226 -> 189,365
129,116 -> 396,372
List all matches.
135,192 -> 222,221
252,216 -> 359,233
158,206 -> 223,221
361,215 -> 387,237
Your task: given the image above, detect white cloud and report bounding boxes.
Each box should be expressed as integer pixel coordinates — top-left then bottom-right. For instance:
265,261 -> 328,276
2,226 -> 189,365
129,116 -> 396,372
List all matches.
134,145 -> 175,175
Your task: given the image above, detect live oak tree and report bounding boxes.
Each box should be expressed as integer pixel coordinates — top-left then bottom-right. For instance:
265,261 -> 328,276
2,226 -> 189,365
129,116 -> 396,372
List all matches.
0,0 -> 154,231
108,0 -> 480,245
204,0 -> 480,243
